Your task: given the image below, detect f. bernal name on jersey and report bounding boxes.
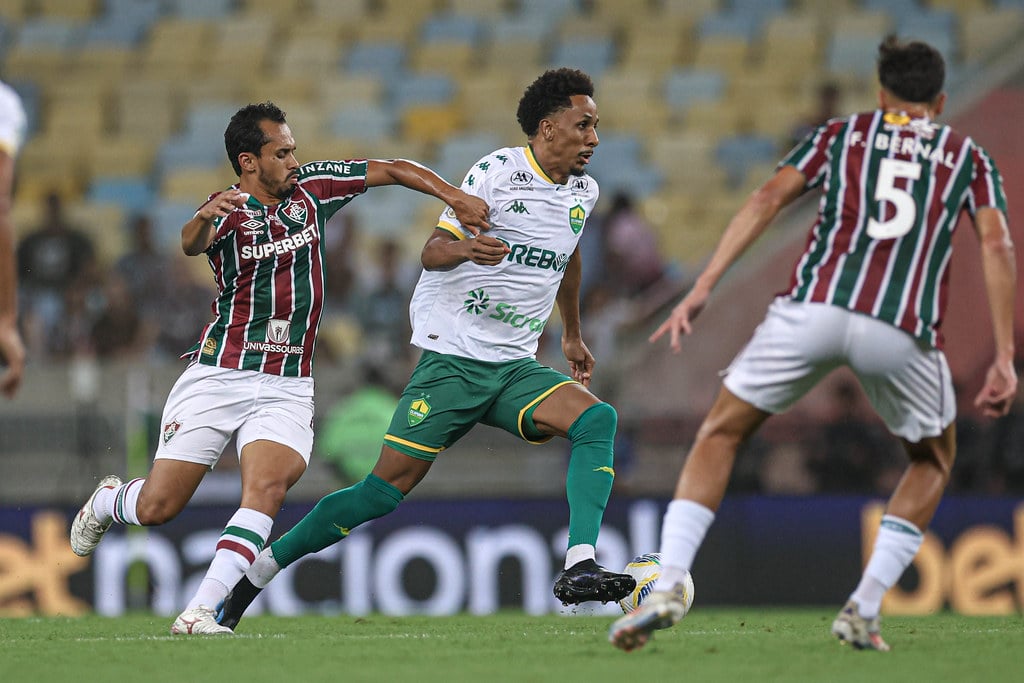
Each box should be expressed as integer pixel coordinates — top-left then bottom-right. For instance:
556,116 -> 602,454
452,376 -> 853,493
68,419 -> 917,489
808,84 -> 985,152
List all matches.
240,224 -> 318,260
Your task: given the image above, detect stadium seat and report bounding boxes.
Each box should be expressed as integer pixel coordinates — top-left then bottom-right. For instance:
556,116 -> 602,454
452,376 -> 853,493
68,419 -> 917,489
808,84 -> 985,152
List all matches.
400,103 -> 464,146
419,12 -> 482,45
329,104 -> 397,143
715,134 -> 779,188
548,38 -> 617,80
434,133 -> 503,183
344,41 -> 407,81
961,8 -> 1024,63
663,68 -> 726,119
408,42 -> 475,77
164,0 -> 235,19
698,10 -> 763,42
86,177 -> 154,216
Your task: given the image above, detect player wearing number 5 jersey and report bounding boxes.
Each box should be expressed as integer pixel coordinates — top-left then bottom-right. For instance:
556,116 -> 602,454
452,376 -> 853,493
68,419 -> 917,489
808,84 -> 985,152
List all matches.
69,101 -> 490,635
610,37 -> 1017,652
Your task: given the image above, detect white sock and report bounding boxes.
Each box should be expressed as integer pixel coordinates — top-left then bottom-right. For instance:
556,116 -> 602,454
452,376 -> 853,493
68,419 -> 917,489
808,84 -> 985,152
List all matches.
185,508 -> 273,611
850,515 -> 923,618
564,543 -> 596,570
246,547 -> 282,588
104,478 -> 145,526
658,499 -> 715,588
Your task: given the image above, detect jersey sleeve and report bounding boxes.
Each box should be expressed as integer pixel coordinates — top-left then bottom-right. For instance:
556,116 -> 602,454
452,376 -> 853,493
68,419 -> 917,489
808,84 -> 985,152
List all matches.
0,84 -> 27,158
436,154 -> 496,240
779,120 -> 840,191
966,142 -> 1009,218
297,159 -> 368,219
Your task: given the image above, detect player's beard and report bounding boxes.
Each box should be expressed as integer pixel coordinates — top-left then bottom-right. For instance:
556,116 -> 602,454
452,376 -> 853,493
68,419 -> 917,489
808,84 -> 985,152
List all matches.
262,169 -> 298,200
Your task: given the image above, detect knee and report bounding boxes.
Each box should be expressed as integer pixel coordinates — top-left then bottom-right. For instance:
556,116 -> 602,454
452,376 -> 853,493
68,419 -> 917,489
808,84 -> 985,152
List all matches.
568,402 -> 618,443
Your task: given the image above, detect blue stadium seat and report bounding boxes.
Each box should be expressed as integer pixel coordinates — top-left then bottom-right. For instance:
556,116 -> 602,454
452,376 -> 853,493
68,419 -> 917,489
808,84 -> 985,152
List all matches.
14,18 -> 82,49
485,12 -> 556,42
716,134 -> 779,188
151,200 -> 202,250
88,177 -> 156,215
663,68 -> 726,113
548,38 -> 616,80
344,41 -> 406,81
156,133 -> 229,178
329,104 -> 397,142
434,133 -> 502,182
388,73 -> 457,111
420,12 -> 482,45
862,0 -> 926,24
164,0 -> 236,19
698,11 -> 764,41
585,132 -> 664,198
827,34 -> 882,78
183,103 -> 243,139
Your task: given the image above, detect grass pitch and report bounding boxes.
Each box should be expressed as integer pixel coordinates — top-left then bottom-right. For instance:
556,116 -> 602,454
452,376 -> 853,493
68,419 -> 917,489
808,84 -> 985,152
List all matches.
2,609 -> 1021,683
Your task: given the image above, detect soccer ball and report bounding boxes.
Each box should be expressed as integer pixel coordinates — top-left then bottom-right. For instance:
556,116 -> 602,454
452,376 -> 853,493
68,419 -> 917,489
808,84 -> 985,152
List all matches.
617,552 -> 694,615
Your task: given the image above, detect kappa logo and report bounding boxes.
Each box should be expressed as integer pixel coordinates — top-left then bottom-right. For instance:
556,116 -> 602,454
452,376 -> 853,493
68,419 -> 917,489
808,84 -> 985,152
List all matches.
407,397 -> 431,426
267,319 -> 291,344
570,177 -> 588,192
282,201 -> 306,222
510,170 -> 534,185
163,419 -> 181,444
504,200 -> 530,215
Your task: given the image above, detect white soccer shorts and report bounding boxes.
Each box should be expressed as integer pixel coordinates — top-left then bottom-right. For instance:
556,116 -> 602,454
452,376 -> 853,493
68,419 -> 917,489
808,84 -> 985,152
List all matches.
723,298 -> 955,442
155,362 -> 315,468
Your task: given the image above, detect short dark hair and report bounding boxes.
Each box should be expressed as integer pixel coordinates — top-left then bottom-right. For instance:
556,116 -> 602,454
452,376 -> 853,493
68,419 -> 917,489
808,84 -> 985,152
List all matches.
224,101 -> 287,176
877,36 -> 945,104
516,68 -> 595,137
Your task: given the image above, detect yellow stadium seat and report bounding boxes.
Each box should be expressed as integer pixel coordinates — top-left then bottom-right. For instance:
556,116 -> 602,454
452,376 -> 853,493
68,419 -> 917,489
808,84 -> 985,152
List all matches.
317,74 -> 384,111
409,42 -> 475,77
400,104 -> 464,146
68,46 -> 133,87
35,0 -> 98,19
65,201 -> 127,268
161,166 -> 236,203
86,136 -> 158,179
691,36 -> 749,73
961,8 -> 1024,63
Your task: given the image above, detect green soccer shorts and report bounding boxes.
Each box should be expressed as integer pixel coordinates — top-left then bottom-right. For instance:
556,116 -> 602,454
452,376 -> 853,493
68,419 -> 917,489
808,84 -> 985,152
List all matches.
383,350 -> 578,461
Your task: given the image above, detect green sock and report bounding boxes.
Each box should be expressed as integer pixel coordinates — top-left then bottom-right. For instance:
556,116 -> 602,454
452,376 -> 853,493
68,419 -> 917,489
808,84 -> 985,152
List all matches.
271,474 -> 403,567
565,402 -> 617,548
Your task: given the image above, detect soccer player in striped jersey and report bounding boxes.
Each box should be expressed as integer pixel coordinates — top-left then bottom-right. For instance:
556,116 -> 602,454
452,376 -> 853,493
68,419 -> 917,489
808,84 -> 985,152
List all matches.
217,68 -> 637,630
0,80 -> 26,398
69,101 -> 489,635
611,37 -> 1017,652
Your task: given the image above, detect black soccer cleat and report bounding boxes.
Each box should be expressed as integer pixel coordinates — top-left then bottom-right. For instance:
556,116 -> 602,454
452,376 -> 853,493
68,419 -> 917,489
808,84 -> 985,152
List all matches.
553,559 -> 637,605
216,576 -> 263,630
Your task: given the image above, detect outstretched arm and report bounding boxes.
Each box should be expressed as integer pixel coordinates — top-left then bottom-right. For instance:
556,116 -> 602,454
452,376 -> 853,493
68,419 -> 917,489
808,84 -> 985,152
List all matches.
973,206 -> 1017,417
650,165 -> 806,353
366,159 -> 489,235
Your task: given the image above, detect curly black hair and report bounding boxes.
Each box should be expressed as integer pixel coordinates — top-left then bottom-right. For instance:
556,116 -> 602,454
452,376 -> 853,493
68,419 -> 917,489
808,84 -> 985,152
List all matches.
877,36 -> 945,104
224,101 -> 287,176
516,68 -> 595,137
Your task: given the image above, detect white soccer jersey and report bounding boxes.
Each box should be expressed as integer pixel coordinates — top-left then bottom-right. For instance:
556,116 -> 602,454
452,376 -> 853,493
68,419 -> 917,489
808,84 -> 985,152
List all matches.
0,81 -> 27,158
410,145 -> 599,361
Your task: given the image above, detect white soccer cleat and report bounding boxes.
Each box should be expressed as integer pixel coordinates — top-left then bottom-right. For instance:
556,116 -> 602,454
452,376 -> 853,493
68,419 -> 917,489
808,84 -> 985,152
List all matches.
171,606 -> 234,635
70,474 -> 122,557
831,600 -> 890,651
608,581 -> 692,652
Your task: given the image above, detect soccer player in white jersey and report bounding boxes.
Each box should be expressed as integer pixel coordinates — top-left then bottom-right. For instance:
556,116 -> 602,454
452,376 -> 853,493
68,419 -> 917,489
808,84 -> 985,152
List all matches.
217,68 -> 637,630
69,101 -> 489,634
610,37 -> 1017,652
0,80 -> 27,398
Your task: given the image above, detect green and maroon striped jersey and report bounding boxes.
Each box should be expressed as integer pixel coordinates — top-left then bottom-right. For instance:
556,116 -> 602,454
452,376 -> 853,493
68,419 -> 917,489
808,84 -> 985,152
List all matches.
781,110 -> 1008,348
185,160 -> 368,377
